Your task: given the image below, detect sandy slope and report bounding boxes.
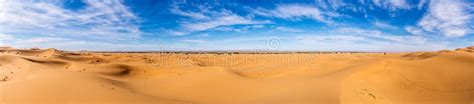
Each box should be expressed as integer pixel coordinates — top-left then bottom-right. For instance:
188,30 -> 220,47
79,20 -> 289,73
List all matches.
0,47 -> 473,104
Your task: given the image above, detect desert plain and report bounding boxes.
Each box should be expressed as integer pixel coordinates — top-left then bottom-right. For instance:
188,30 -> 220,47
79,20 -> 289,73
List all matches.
0,46 -> 473,104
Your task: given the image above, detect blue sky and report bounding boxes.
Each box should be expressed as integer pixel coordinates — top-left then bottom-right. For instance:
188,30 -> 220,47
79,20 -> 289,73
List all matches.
0,0 -> 473,52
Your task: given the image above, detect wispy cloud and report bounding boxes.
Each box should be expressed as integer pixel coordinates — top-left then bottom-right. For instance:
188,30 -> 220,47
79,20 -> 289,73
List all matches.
296,35 -> 365,42
371,0 -> 410,10
0,0 -> 141,40
169,3 -> 272,36
316,0 -> 347,10
275,26 -> 304,32
170,4 -> 209,20
417,0 -> 428,9
405,26 -> 425,35
337,28 -> 428,45
0,33 -> 13,46
212,24 -> 266,32
373,21 -> 398,29
9,37 -> 161,51
182,12 -> 271,33
20,37 -> 69,44
164,29 -> 189,36
294,27 -> 443,52
180,39 -> 208,43
418,0 -> 473,37
0,33 -> 14,40
251,4 -> 335,23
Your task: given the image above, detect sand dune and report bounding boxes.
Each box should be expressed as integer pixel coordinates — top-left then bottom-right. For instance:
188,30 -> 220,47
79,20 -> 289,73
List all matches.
0,46 -> 473,104
342,50 -> 474,104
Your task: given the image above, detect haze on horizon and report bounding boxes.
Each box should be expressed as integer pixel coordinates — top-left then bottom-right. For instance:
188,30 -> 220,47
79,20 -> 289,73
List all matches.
0,0 -> 473,52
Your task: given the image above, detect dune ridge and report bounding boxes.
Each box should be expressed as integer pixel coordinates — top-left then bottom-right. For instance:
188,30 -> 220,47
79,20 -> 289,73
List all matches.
0,46 -> 473,104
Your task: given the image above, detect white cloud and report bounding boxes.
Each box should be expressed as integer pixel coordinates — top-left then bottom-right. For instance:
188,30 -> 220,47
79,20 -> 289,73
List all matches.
164,29 -> 189,36
212,26 -> 235,31
388,0 -> 410,9
373,21 -> 397,29
293,27 -> 439,52
252,24 -> 265,28
196,33 -> 210,37
418,0 -> 472,37
5,36 -> 161,51
169,4 -> 271,36
275,26 -> 304,32
405,26 -> 424,35
182,13 -> 270,32
0,0 -> 141,40
180,39 -> 208,43
296,35 -> 366,42
0,33 -> 14,40
251,4 -> 334,23
335,28 -> 427,45
417,0 -> 428,9
316,0 -> 347,10
212,24 -> 266,32
170,4 -> 209,20
0,33 -> 13,46
372,0 -> 410,10
21,37 -> 69,44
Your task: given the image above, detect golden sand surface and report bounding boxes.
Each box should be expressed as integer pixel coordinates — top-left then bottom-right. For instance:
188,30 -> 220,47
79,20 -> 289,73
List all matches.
0,46 -> 473,104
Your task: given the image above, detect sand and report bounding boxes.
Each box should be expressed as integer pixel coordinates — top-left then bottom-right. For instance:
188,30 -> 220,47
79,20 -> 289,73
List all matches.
0,47 -> 473,104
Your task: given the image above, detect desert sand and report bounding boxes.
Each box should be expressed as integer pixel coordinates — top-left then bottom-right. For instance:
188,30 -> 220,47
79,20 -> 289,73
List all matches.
0,46 -> 473,104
